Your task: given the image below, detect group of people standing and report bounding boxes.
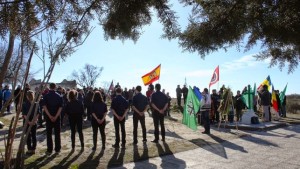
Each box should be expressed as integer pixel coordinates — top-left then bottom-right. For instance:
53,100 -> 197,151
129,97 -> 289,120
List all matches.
5,82 -> 171,155
177,83 -> 288,135
176,85 -> 188,107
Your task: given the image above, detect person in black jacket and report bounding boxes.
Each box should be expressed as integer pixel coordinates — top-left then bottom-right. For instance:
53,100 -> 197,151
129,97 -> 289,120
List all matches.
22,90 -> 41,154
42,83 -> 63,154
181,85 -> 188,105
151,83 -> 169,143
234,90 -> 245,122
84,87 -> 94,121
65,90 -> 85,149
258,85 -> 271,122
91,91 -> 108,150
132,85 -> 148,144
176,85 -> 182,107
111,87 -> 129,148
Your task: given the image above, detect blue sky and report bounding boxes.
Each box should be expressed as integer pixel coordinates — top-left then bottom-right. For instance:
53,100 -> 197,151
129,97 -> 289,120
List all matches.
31,1 -> 299,98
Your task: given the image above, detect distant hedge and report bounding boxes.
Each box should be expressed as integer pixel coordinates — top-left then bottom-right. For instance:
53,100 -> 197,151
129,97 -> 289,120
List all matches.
287,94 -> 300,114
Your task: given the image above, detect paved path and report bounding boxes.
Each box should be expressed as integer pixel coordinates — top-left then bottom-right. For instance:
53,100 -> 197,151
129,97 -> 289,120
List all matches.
113,125 -> 300,169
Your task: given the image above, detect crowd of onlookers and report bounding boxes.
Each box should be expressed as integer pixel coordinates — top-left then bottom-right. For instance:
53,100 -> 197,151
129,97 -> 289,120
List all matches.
0,82 -> 173,155
176,84 -> 287,127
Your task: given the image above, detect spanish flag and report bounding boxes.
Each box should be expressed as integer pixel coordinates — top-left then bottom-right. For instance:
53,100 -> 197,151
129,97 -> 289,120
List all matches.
141,64 -> 161,86
257,75 -> 272,91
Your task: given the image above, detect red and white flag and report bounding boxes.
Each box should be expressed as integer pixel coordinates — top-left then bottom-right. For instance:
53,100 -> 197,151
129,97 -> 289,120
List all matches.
209,65 -> 219,88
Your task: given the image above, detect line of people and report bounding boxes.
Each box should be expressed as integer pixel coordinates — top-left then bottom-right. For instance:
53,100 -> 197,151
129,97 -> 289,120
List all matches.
20,83 -> 170,155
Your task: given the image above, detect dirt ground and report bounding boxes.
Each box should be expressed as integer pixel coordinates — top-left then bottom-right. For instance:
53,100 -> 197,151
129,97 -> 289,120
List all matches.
0,100 -> 299,169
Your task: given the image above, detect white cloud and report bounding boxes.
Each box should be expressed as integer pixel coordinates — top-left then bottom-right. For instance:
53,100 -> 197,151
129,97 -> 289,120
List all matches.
222,53 -> 268,71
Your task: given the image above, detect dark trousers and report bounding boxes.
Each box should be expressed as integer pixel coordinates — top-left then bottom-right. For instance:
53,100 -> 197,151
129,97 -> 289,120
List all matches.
4,100 -> 10,112
92,120 -> 106,147
201,110 -> 210,133
133,113 -> 147,143
46,118 -> 61,152
38,111 -> 44,126
214,109 -> 220,122
177,97 -> 181,106
69,117 -> 84,148
113,117 -> 126,145
236,109 -> 242,121
14,101 -> 19,112
26,125 -> 37,150
152,111 -> 165,141
0,99 -> 2,111
183,96 -> 187,105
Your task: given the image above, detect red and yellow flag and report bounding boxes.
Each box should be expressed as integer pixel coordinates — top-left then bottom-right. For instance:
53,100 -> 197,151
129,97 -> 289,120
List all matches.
141,64 -> 161,86
271,85 -> 279,112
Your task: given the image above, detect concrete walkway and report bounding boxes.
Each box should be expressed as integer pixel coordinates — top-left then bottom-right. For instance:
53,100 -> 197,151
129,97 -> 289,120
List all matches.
112,124 -> 300,169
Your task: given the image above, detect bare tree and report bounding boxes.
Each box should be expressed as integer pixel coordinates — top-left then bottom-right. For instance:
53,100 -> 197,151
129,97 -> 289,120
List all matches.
71,64 -> 104,88
0,44 -> 39,85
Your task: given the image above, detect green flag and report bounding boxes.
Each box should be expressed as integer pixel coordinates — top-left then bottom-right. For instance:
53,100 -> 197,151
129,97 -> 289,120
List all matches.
242,85 -> 254,110
279,83 -> 288,106
182,86 -> 201,131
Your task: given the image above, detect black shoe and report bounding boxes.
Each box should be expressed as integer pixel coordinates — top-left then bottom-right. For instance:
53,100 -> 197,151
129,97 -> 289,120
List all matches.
112,144 -> 119,148
151,140 -> 158,143
202,131 -> 210,134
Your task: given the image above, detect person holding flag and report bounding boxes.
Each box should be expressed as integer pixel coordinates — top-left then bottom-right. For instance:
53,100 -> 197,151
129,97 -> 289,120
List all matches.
182,86 -> 201,131
258,85 -> 271,122
200,88 -> 211,134
280,84 -> 287,118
